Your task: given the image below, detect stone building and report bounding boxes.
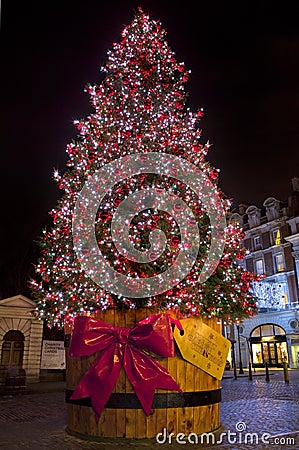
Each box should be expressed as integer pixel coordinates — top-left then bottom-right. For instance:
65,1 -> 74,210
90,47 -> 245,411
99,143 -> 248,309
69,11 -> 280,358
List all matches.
228,178 -> 299,369
0,295 -> 43,385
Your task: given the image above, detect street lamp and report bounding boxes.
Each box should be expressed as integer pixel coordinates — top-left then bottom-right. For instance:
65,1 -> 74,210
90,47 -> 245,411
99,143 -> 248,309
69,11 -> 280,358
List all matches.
237,324 -> 244,374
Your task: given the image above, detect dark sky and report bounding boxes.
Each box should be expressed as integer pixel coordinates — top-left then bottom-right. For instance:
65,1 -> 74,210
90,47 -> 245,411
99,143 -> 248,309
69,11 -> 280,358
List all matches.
1,0 -> 299,296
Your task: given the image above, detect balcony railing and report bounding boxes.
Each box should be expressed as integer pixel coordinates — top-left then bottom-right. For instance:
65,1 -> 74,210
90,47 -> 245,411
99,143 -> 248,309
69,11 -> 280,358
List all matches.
257,301 -> 299,313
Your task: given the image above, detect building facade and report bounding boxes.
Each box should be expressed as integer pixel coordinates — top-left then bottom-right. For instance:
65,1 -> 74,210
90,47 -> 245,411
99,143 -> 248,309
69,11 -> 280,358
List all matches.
229,178 -> 299,369
0,295 -> 43,384
0,294 -> 66,385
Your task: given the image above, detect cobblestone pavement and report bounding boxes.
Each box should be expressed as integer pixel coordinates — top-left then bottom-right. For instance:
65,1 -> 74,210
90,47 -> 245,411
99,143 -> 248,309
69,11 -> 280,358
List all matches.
0,370 -> 298,449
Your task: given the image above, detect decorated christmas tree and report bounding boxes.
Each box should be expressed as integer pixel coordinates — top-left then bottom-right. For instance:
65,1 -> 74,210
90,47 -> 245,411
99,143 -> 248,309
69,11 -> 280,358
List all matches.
31,8 -> 260,328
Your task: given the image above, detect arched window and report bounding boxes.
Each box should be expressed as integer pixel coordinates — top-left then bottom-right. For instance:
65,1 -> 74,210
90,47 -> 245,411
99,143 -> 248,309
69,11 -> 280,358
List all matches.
250,324 -> 285,337
1,330 -> 24,367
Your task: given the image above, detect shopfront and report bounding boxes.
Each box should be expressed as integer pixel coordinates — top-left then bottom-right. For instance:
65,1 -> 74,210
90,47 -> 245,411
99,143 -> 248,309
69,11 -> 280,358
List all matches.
249,323 -> 289,367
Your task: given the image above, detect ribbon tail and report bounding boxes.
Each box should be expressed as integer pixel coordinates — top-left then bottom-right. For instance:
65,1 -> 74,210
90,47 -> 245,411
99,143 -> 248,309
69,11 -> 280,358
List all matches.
70,343 -> 123,420
124,346 -> 182,416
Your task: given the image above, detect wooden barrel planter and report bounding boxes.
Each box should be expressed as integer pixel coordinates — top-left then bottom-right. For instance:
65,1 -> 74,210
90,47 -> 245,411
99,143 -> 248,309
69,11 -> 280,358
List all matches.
65,308 -> 221,440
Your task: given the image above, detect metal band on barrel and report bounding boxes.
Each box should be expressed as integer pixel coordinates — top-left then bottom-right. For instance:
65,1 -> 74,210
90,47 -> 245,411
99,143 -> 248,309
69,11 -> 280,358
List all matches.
66,389 -> 221,409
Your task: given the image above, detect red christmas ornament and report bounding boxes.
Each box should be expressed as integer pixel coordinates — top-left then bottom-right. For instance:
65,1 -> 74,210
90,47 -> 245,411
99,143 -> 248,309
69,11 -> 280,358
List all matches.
209,169 -> 219,180
175,147 -> 185,156
192,145 -> 201,153
170,236 -> 180,247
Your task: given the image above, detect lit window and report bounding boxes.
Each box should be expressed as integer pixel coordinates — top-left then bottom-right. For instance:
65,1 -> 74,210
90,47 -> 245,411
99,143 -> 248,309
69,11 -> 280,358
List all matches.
273,229 -> 281,245
275,253 -> 284,272
255,259 -> 264,274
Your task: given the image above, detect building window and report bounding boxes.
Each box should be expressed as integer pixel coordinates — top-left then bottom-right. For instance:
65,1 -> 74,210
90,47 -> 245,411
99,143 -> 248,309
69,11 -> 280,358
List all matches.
273,229 -> 281,245
275,253 -> 285,272
255,259 -> 264,274
253,235 -> 262,250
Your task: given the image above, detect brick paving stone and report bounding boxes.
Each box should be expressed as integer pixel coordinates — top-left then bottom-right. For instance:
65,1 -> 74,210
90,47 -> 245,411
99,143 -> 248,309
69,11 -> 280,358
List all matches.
0,370 -> 298,449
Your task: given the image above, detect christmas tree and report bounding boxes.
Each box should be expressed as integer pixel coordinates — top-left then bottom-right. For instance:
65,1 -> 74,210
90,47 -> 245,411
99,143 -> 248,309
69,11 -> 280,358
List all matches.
31,8 -> 260,327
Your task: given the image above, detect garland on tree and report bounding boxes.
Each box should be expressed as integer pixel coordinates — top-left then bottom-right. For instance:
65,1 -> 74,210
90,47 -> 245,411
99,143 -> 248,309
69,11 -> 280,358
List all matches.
30,8 -> 261,327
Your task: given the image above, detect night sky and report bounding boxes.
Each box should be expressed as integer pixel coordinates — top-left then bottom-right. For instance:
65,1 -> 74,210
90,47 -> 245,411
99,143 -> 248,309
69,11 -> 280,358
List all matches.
1,1 -> 299,297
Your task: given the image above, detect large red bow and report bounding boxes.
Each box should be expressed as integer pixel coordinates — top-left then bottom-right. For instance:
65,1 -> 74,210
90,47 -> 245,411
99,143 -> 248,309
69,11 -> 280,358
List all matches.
69,313 -> 183,419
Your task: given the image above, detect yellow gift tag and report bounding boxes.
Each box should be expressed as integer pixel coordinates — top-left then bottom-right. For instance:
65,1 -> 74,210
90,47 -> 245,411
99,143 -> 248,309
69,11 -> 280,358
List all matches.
174,318 -> 230,380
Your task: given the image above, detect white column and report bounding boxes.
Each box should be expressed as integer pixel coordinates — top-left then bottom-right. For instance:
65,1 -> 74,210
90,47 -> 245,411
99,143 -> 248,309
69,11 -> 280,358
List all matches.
285,234 -> 299,300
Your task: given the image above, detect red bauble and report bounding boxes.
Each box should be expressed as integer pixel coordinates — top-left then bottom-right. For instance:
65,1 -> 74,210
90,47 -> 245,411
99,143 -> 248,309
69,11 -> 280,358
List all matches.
114,198 -> 122,207
192,145 -> 201,153
170,236 -> 180,247
175,147 -> 185,156
209,169 -> 218,180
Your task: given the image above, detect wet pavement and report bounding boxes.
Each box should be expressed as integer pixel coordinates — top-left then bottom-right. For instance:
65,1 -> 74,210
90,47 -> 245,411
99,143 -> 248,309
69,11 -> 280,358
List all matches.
0,369 -> 298,449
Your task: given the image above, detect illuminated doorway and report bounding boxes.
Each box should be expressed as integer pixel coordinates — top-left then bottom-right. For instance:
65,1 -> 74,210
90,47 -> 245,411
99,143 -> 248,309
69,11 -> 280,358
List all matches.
249,324 -> 288,367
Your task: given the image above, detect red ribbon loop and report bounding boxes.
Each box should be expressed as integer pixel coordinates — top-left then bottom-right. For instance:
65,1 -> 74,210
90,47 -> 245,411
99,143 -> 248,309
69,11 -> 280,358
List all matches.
69,313 -> 183,419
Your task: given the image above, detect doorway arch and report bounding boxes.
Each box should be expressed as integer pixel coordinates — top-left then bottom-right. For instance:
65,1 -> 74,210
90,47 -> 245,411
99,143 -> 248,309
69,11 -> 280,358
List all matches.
1,330 -> 24,367
249,324 -> 288,367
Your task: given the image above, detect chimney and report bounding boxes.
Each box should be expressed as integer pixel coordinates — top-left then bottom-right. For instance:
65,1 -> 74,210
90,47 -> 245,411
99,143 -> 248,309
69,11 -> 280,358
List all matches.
238,202 -> 249,215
